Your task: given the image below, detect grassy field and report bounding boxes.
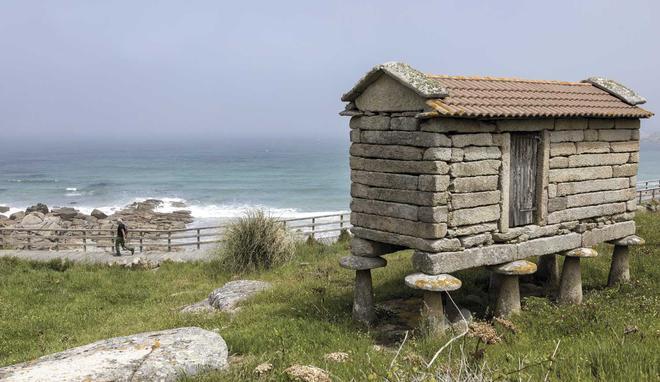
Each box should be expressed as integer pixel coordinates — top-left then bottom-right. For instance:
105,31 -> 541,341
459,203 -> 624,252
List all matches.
1,214 -> 659,381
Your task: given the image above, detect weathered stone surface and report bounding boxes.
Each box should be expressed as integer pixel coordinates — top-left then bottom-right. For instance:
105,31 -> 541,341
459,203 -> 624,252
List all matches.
547,203 -> 626,224
549,157 -> 569,169
583,130 -> 599,141
351,183 -> 447,206
350,115 -> 390,130
568,153 -> 629,167
351,198 -> 418,221
423,147 -> 452,161
612,164 -> 638,177
361,130 -> 451,147
588,118 -> 615,129
450,148 -> 464,162
0,327 -> 228,382
421,118 -> 496,133
351,227 -> 457,252
418,206 -> 448,223
463,146 -> 501,161
350,129 -> 361,142
450,190 -> 500,209
628,152 -> 640,163
492,228 -> 525,242
491,260 -> 537,275
26,203 -> 49,215
351,170 -> 418,190
450,223 -> 498,237
412,244 -> 516,274
610,141 -> 639,153
350,237 -> 404,257
351,212 -> 447,239
548,166 -> 612,182
495,119 -> 554,132
586,77 -> 648,104
550,130 -> 584,143
599,129 -> 633,141
354,74 -> 427,112
448,205 -> 500,227
350,144 -> 423,160
565,188 -> 636,208
209,280 -> 272,311
548,197 -> 567,212
556,177 -> 630,196
516,233 -> 583,257
563,248 -> 598,258
418,175 -> 450,191
451,175 -> 499,193
350,157 -> 449,174
525,224 -> 560,239
390,117 -> 419,131
21,212 -> 44,226
576,142 -> 610,154
555,118 -> 587,130
451,133 -> 493,147
459,232 -> 491,248
616,119 -> 641,129
339,255 -> 387,270
550,142 -> 577,157
450,160 -> 501,177
582,221 -> 636,246
404,273 -> 461,291
90,209 -> 108,219
609,234 -> 645,246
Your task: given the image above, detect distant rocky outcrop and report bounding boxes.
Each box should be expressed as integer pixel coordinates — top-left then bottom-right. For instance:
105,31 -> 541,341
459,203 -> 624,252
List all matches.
0,327 -> 228,382
0,200 -> 194,251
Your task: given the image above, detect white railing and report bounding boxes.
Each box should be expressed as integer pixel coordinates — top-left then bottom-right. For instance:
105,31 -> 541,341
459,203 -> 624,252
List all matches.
637,179 -> 660,203
0,212 -> 351,252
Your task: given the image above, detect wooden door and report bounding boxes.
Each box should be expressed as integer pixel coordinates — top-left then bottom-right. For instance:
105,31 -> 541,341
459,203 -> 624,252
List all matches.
509,133 -> 539,227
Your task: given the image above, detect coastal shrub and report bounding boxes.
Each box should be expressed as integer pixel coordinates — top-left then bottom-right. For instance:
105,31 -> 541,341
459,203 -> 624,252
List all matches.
219,209 -> 294,272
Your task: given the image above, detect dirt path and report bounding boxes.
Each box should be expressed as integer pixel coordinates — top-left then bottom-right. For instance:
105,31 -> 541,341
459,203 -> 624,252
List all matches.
0,249 -> 215,264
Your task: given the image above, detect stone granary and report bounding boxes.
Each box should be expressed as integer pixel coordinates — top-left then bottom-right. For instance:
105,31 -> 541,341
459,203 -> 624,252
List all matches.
338,62 -> 653,324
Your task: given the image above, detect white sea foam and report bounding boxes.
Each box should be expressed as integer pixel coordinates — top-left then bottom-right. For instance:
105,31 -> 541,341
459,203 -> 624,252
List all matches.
66,187 -> 78,191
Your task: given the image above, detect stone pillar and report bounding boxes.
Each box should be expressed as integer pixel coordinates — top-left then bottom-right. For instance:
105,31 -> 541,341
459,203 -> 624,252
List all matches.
558,248 -> 598,305
339,255 -> 387,324
607,235 -> 644,287
490,260 -> 537,317
404,273 -> 462,336
535,254 -> 559,287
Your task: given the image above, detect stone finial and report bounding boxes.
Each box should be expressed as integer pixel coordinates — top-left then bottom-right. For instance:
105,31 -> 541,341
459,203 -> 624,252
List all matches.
404,273 -> 461,292
610,235 -> 645,247
490,260 -> 537,276
562,248 -> 598,258
341,62 -> 448,102
583,77 -> 647,105
339,255 -> 386,271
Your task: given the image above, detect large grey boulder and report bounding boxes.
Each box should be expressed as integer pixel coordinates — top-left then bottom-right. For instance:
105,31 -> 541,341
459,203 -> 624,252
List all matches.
90,208 -> 108,219
0,327 -> 228,382
209,280 -> 272,311
20,212 -> 44,227
25,203 -> 49,215
181,280 -> 272,313
51,207 -> 78,221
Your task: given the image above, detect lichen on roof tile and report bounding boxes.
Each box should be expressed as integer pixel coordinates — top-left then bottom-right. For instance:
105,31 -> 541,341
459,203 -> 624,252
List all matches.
341,62 -> 448,102
583,77 -> 647,105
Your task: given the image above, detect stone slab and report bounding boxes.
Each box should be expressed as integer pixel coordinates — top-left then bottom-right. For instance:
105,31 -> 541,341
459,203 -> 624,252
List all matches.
351,183 -> 447,206
350,237 -> 405,257
555,178 -> 630,196
350,156 -> 449,174
351,227 -> 458,252
451,175 -> 499,193
547,203 -> 627,224
404,273 -> 461,291
582,221 -> 636,246
351,198 -> 419,221
339,255 -> 386,270
350,144 -> 423,160
360,130 -> 451,147
351,170 -> 418,190
450,190 -> 501,209
0,327 -> 228,382
450,160 -> 501,177
351,212 -> 447,239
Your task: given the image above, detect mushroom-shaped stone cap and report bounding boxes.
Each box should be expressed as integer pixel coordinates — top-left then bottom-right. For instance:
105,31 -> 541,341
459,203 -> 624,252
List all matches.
404,273 -> 461,292
611,235 -> 645,246
339,255 -> 386,270
491,260 -> 537,276
563,248 -> 598,258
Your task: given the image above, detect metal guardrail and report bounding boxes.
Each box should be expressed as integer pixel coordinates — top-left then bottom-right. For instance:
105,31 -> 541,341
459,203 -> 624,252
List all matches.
0,212 -> 351,252
637,179 -> 660,203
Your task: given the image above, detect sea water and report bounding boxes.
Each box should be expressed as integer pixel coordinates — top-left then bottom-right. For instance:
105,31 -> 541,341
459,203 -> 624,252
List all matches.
0,138 -> 350,224
1,139 -> 659,224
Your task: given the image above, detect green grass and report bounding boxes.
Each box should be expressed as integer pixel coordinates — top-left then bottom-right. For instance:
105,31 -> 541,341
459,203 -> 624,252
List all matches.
1,214 -> 659,381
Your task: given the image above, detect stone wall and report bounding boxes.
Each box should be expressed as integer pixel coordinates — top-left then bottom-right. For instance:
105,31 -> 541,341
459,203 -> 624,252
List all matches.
349,113 -> 640,258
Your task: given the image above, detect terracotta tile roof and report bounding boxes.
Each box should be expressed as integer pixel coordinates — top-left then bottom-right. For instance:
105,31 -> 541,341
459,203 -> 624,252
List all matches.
424,75 -> 653,119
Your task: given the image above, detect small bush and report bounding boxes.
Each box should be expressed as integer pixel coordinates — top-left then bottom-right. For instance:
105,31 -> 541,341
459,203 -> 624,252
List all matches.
219,209 -> 294,272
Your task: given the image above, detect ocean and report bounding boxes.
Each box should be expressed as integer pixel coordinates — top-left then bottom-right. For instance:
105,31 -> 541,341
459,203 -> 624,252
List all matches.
1,139 -> 659,224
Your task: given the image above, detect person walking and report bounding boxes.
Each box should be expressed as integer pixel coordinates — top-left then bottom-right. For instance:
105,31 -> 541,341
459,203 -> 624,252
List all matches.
114,218 -> 135,256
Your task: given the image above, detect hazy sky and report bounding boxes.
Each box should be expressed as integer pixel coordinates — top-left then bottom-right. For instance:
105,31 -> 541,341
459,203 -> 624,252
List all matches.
0,1 -> 657,144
